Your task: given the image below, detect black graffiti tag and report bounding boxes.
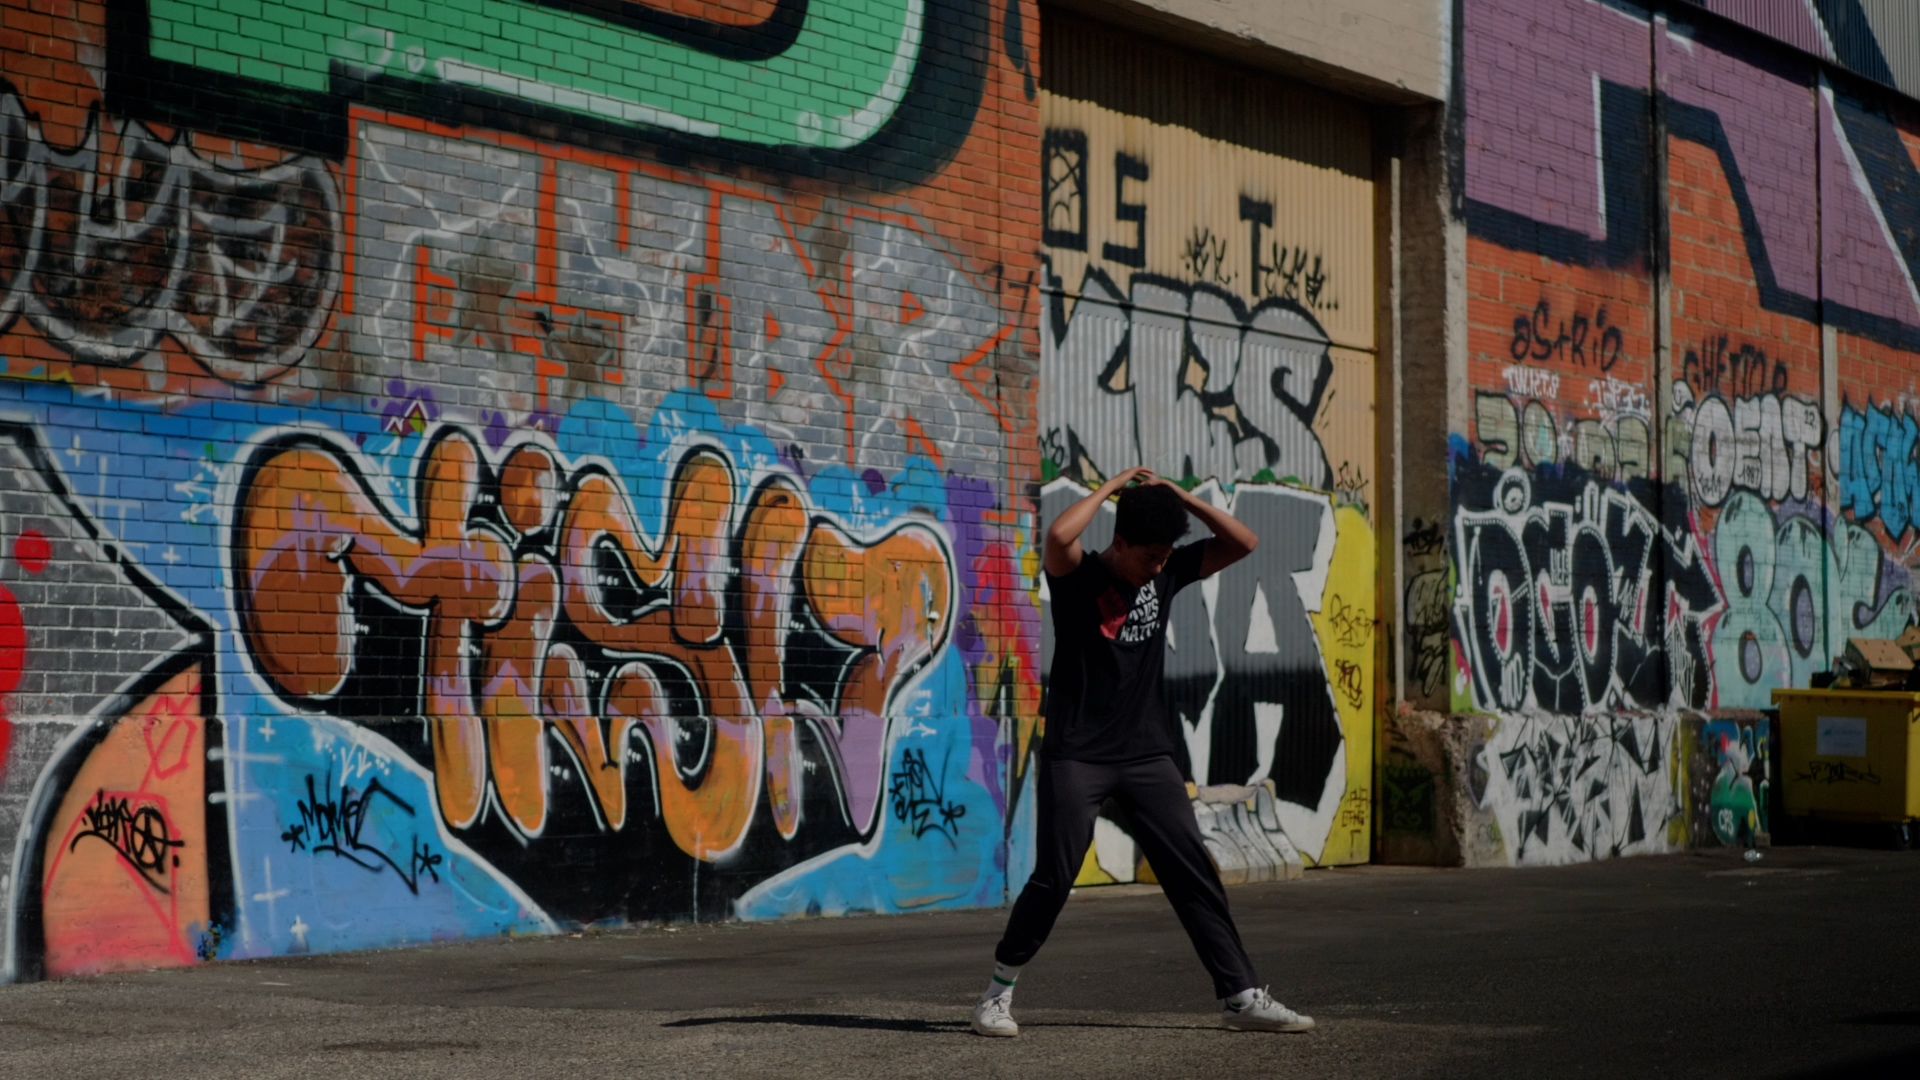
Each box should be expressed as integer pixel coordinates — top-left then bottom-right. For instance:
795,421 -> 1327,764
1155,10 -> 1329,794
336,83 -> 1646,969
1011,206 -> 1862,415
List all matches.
1382,760 -> 1436,834
281,773 -> 444,894
1181,227 -> 1234,287
1452,464 -> 1723,713
1797,760 -> 1880,785
1239,195 -> 1336,310
1682,333 -> 1789,399
1510,300 -> 1624,371
889,748 -> 967,846
71,791 -> 186,893
1404,518 -> 1446,559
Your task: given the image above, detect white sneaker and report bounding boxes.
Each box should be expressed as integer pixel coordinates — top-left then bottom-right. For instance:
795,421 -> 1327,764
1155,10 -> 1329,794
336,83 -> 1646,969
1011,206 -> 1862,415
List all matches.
971,994 -> 1019,1037
1222,987 -> 1315,1033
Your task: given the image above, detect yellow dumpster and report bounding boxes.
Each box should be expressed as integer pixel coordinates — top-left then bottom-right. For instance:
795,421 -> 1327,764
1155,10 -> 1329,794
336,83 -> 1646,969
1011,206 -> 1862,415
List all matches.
1771,689 -> 1920,824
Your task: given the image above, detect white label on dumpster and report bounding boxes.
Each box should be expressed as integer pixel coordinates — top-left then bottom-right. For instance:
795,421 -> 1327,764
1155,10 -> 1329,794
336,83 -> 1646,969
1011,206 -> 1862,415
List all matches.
1816,716 -> 1868,758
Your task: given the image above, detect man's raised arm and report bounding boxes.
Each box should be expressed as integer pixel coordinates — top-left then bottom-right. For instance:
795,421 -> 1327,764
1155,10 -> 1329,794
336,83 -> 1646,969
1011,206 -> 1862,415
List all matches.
1155,479 -> 1258,577
1043,466 -> 1154,576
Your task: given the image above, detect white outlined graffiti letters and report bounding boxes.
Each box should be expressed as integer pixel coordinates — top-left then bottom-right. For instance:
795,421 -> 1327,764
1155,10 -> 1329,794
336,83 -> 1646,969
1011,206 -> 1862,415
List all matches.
1451,465 -> 1723,713
1038,480 -> 1348,855
1042,261 -> 1333,488
0,83 -> 340,387
232,426 -> 957,861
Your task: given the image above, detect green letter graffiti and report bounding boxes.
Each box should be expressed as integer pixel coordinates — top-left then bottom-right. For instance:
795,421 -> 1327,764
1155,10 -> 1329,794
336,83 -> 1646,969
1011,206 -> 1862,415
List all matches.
137,0 -> 925,150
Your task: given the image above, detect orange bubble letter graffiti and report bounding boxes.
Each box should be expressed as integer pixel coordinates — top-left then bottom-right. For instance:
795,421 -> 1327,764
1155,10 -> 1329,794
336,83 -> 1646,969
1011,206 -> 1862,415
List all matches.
232,430 -> 513,829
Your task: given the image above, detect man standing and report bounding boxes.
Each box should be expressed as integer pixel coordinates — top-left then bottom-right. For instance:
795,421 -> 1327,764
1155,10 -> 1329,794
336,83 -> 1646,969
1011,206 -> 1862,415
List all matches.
971,467 -> 1314,1037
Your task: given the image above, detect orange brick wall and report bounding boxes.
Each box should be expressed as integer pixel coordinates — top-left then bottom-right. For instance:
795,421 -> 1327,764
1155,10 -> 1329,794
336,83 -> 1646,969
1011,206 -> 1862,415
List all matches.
1449,0 -> 1920,864
0,0 -> 1044,981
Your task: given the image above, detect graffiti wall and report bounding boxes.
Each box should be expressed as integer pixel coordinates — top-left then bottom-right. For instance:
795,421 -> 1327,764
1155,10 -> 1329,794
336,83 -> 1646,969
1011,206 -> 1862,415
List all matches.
0,1 -> 1042,980
1691,715 -> 1771,847
1038,12 -> 1378,880
1453,0 -> 1920,863
1678,0 -> 1920,102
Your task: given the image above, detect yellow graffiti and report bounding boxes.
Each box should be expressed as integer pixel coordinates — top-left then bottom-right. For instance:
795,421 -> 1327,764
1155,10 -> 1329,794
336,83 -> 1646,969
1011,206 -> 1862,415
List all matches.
1310,505 -> 1375,867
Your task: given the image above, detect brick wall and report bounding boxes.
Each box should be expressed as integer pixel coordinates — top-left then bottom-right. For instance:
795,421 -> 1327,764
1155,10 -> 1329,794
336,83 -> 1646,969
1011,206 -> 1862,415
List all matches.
1437,0 -> 1920,865
0,0 -> 1041,980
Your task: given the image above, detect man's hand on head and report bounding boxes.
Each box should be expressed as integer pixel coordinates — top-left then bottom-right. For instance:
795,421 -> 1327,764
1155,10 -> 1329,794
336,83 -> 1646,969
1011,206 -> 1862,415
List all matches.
1105,466 -> 1156,496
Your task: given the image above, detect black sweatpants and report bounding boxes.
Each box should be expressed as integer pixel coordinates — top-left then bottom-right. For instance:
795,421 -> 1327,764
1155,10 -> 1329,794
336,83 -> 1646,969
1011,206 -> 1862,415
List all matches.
994,754 -> 1260,999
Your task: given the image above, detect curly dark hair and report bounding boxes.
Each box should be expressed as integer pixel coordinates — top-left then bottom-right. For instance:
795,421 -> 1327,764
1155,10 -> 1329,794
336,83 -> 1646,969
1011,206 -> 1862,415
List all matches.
1114,483 -> 1190,547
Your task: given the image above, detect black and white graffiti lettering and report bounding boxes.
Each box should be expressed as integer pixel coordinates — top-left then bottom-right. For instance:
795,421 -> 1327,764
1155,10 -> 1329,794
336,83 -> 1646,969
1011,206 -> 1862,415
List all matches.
1471,713 -> 1677,864
1669,382 -> 1823,509
1042,261 -> 1333,488
1452,466 -> 1722,713
1040,479 -> 1348,856
0,82 -> 340,385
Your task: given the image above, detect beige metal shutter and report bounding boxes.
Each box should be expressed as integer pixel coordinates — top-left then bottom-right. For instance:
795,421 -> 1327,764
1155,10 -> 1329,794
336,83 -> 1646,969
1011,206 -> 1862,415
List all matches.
1040,11 -> 1379,869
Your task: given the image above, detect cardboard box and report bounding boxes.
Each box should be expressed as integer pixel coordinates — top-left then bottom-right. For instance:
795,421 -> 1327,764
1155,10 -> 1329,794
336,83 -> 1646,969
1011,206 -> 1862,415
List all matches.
1898,626 -> 1920,662
1844,637 -> 1913,687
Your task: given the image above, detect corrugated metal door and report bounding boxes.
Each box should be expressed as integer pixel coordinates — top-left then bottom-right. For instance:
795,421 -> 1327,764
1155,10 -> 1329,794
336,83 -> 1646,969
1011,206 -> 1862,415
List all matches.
1857,0 -> 1920,97
1688,0 -> 1920,99
1039,10 -> 1378,870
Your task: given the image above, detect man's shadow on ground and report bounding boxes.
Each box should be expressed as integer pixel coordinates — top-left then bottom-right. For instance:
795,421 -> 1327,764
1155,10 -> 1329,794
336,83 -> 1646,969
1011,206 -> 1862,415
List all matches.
663,1013 -> 1207,1034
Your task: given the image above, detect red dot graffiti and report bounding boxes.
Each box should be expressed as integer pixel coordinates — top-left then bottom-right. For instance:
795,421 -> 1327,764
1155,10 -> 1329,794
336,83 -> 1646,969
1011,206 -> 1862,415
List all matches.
1,529 -> 50,777
1490,573 -> 1513,656
0,587 -> 23,775
15,529 -> 51,574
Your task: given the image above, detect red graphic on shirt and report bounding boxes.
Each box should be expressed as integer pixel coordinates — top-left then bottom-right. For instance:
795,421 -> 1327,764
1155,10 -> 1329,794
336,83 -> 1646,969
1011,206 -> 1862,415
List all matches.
1097,587 -> 1129,640
1097,581 -> 1165,644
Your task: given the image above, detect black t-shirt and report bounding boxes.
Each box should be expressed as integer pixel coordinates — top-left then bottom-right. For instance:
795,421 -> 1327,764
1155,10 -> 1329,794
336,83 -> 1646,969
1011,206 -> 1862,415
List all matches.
1043,541 -> 1207,763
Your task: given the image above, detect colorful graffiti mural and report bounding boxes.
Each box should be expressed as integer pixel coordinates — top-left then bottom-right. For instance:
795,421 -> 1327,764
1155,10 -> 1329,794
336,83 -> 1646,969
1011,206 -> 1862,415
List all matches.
1036,480 -> 1374,873
233,426 -> 956,855
1454,0 -> 1920,862
1039,17 -> 1379,878
1697,717 -> 1770,847
0,1 -> 1041,981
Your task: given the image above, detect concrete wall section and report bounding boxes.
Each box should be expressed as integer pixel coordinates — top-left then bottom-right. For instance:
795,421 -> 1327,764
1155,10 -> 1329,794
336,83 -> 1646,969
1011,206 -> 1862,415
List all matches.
1046,0 -> 1450,105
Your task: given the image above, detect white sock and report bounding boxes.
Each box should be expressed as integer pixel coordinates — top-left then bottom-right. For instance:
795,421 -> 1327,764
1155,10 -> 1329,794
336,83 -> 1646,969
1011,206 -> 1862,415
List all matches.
984,961 -> 1022,1000
1225,987 -> 1259,1008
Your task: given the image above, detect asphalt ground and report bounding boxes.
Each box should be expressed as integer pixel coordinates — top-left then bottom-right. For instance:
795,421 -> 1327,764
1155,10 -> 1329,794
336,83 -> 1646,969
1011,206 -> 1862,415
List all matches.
2,846 -> 1917,1079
